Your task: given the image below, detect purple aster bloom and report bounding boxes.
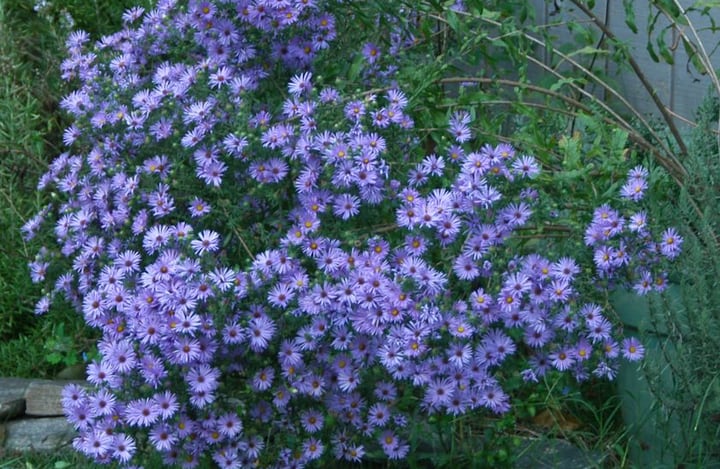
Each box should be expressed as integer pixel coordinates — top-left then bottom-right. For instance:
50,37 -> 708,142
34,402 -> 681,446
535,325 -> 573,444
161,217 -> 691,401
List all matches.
300,409 -> 324,433
303,437 -> 324,460
524,326 -> 554,348
191,230 -> 220,255
105,339 -> 137,374
268,282 -> 295,308
217,412 -> 242,438
87,360 -> 120,388
587,317 -> 613,343
621,337 -> 645,361
628,211 -> 648,233
423,377 -> 455,410
153,391 -> 179,420
452,254 -> 479,280
112,433 -> 136,463
628,165 -> 649,180
149,423 -> 176,451
186,364 -> 220,393
172,337 -> 201,364
574,338 -> 593,362
362,42 -> 381,63
84,430 -> 113,458
221,320 -> 244,345
188,197 -> 211,217
142,224 -> 172,254
252,367 -> 275,391
62,383 -> 88,410
319,87 -> 340,103
550,347 -> 576,371
197,160 -> 227,186
209,66 -> 233,89
659,227 -> 683,259
620,178 -> 648,201
344,100 -> 365,121
332,193 -> 360,220
512,155 -> 540,178
248,316 -> 276,352
190,389 -> 215,408
124,398 -> 160,427
29,261 -> 49,283
633,271 -> 653,295
288,71 -> 313,96
480,385 -> 510,413
593,361 -> 618,380
550,257 -> 580,281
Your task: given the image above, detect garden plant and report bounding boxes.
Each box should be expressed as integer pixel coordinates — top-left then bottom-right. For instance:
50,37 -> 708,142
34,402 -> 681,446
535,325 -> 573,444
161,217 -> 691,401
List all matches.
11,0 -> 720,467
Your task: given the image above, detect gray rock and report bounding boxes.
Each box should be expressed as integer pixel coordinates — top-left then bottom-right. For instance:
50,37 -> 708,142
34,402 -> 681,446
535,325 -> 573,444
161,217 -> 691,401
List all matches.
0,399 -> 25,421
24,380 -> 87,417
55,365 -> 86,381
4,417 -> 75,452
515,437 -> 606,468
0,378 -> 32,404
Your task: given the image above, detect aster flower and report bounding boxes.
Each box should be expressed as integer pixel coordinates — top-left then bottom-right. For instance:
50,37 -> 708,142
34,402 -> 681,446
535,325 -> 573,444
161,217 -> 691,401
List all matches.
621,337 -> 645,361
124,398 -> 160,427
300,409 -> 324,433
659,227 -> 683,259
191,230 -> 220,255
188,197 -> 211,217
248,316 -> 276,352
620,177 -> 648,201
550,348 -> 576,371
480,385 -> 510,413
252,367 -> 275,391
112,433 -> 136,463
288,71 -> 313,96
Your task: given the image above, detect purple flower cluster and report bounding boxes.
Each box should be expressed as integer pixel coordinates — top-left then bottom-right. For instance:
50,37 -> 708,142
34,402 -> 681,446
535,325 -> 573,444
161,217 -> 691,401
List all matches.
586,165 -> 682,295
24,1 -> 681,467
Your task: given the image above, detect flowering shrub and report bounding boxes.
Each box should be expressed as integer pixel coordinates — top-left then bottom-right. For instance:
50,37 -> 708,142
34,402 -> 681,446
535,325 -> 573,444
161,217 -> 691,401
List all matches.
23,0 -> 682,467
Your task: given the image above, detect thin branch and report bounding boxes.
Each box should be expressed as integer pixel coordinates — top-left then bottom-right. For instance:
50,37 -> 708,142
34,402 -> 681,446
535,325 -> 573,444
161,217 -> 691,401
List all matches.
231,226 -> 256,262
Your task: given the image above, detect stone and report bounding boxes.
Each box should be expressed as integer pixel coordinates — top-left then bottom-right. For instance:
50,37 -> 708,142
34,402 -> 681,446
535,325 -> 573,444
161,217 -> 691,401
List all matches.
0,399 -> 25,421
515,437 -> 606,468
4,417 -> 74,452
24,380 -> 87,417
55,364 -> 86,380
0,378 -> 32,404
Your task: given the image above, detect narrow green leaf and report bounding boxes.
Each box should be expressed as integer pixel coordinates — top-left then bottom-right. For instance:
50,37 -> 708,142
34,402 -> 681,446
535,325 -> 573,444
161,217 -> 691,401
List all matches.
647,42 -> 660,62
683,37 -> 708,75
623,0 -> 638,33
656,29 -> 675,64
566,45 -> 610,58
446,10 -> 462,34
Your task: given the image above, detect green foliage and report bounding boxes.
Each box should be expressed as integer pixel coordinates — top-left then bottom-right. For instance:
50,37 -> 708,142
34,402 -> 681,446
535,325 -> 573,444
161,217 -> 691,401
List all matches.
640,93 -> 720,466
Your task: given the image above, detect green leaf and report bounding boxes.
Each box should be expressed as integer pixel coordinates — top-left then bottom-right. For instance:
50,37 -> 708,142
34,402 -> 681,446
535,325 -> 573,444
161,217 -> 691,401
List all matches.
656,28 -> 675,64
445,9 -> 460,33
566,46 -> 610,58
683,37 -> 708,75
623,0 -> 638,33
647,41 -> 660,62
46,352 -> 63,365
54,462 -> 72,469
